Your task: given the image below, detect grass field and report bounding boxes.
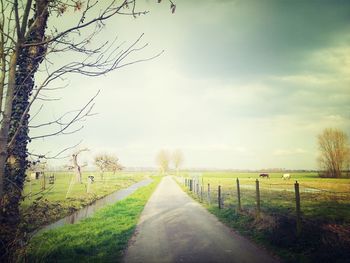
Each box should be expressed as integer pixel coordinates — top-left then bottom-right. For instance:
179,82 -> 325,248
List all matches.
20,171 -> 151,231
182,171 -> 350,222
179,171 -> 350,263
25,176 -> 161,262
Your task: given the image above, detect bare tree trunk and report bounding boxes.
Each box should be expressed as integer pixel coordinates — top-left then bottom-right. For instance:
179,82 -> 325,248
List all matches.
0,46 -> 20,262
0,49 -> 18,199
72,155 -> 82,184
75,166 -> 82,184
0,21 -> 6,115
3,0 -> 48,215
0,1 -> 49,260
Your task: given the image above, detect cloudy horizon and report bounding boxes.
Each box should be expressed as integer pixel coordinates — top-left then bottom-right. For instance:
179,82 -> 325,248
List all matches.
29,0 -> 350,170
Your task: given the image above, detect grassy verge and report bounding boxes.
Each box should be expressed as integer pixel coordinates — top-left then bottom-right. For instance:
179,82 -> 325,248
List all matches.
25,176 -> 161,262
204,206 -> 350,263
20,172 -> 150,231
176,175 -> 350,263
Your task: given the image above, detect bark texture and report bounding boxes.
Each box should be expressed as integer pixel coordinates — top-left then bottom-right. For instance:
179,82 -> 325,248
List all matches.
0,1 -> 49,260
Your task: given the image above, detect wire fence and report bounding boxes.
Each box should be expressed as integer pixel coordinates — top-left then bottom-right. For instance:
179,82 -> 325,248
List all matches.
178,176 -> 350,236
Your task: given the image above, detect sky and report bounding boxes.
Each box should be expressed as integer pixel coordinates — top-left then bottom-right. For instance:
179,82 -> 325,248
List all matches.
29,0 -> 350,170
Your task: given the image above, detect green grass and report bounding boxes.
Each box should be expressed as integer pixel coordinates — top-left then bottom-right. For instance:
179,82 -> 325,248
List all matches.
20,172 -> 150,231
25,176 -> 161,262
181,171 -> 350,223
178,172 -> 350,263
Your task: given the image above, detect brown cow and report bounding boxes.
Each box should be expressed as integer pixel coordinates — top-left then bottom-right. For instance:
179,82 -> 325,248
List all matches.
259,173 -> 269,179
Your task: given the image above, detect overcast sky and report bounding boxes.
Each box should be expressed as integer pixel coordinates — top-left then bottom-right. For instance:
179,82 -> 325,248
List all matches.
29,0 -> 350,170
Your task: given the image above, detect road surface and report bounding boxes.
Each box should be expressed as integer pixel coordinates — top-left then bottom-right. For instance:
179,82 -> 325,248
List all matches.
123,176 -> 280,263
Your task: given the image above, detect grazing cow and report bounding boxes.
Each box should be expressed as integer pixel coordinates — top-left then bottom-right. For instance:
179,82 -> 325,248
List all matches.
259,173 -> 269,179
88,175 -> 95,183
282,173 -> 291,180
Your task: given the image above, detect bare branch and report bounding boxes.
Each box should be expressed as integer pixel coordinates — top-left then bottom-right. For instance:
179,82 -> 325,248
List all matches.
29,90 -> 99,140
20,0 -> 33,38
29,139 -> 83,160
23,0 -> 132,48
28,104 -> 43,123
13,0 -> 21,40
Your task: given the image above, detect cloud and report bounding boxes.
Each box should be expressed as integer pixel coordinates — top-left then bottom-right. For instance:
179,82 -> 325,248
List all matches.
179,0 -> 350,78
273,148 -> 308,156
28,0 -> 350,170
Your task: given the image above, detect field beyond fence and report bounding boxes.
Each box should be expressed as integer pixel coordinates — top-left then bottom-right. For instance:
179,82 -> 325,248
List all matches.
178,172 -> 350,263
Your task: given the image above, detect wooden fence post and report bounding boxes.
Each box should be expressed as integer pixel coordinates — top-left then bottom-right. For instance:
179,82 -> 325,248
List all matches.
295,181 -> 302,236
236,178 -> 242,212
200,185 -> 203,202
255,179 -> 261,217
218,185 -> 222,209
207,183 -> 211,205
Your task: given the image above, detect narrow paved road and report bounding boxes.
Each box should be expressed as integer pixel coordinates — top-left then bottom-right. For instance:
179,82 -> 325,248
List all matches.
123,176 -> 279,263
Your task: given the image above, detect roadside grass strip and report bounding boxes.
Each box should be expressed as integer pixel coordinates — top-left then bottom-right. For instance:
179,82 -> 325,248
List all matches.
177,175 -> 350,263
26,177 -> 161,262
21,172 -> 150,231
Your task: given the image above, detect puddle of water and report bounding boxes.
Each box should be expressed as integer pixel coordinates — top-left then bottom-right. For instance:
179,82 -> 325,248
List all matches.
40,178 -> 153,232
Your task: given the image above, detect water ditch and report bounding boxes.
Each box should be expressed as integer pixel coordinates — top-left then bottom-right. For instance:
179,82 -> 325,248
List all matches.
39,178 -> 153,232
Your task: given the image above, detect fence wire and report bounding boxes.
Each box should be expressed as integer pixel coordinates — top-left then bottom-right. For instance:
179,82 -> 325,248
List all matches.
179,176 -> 350,225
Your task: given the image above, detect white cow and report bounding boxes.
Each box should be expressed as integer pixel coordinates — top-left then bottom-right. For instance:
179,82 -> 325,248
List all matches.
282,173 -> 291,180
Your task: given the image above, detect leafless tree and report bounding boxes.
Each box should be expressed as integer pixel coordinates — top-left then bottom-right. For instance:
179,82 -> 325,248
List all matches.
67,148 -> 88,183
172,149 -> 183,175
0,0 -> 175,260
94,153 -> 122,179
108,156 -> 123,174
317,128 -> 350,178
156,149 -> 170,175
94,153 -> 109,179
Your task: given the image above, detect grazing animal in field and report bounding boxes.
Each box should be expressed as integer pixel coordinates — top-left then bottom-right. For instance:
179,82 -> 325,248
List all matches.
88,175 -> 95,183
282,174 -> 291,180
259,173 -> 269,179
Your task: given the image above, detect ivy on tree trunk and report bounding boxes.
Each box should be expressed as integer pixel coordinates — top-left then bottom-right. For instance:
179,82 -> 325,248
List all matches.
0,1 -> 49,260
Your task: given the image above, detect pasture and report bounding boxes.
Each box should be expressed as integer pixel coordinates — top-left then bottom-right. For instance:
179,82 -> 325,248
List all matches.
180,171 -> 350,262
20,171 -> 150,231
195,171 -> 350,222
